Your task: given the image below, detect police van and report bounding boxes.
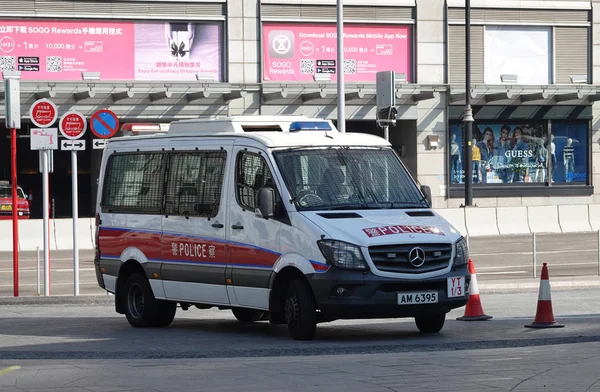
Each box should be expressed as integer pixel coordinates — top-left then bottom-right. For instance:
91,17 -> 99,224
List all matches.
94,116 -> 470,340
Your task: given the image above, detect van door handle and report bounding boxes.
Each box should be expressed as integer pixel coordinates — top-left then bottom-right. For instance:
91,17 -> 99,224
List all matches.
231,224 -> 244,230
212,222 -> 224,229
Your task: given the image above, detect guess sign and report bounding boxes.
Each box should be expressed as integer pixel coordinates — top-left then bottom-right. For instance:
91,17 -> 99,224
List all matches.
363,225 -> 444,238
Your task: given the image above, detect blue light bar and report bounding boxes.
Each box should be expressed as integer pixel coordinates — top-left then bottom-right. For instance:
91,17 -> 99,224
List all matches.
289,121 -> 333,132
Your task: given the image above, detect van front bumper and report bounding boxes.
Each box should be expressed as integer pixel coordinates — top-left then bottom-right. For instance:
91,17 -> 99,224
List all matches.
308,266 -> 470,320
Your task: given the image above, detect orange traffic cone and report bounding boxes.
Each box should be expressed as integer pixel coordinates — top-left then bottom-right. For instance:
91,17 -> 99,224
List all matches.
525,263 -> 564,329
457,259 -> 492,321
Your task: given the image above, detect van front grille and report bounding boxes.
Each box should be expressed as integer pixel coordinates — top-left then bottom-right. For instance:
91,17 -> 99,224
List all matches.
368,244 -> 453,274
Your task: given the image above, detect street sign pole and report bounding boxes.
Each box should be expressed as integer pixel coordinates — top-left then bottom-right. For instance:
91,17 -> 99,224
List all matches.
59,110 -> 87,297
10,126 -> 18,296
42,150 -> 50,296
4,70 -> 21,297
336,0 -> 345,133
72,150 -> 79,296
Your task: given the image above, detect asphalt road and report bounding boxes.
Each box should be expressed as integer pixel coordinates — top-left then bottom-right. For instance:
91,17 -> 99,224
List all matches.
1,290 -> 600,391
0,232 -> 599,296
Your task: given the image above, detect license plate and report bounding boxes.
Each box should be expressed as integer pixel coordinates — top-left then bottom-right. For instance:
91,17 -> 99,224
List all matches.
397,291 -> 438,305
448,276 -> 466,298
0,205 -> 11,211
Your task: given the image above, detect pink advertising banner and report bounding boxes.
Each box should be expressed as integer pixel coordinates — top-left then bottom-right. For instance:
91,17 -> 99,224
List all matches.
262,23 -> 411,83
0,20 -> 222,81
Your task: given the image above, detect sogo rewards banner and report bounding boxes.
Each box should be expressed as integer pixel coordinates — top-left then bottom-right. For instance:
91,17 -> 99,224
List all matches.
262,23 -> 411,83
0,20 -> 222,81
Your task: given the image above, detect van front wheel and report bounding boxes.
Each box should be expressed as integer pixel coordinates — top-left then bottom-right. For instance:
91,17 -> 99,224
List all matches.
124,273 -> 176,328
284,280 -> 317,340
415,313 -> 446,334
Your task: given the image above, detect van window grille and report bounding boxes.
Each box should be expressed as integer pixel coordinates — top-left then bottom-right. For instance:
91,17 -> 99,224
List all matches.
101,152 -> 166,213
164,151 -> 226,218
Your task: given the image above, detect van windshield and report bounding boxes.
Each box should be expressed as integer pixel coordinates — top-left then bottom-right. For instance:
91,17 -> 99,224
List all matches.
273,147 -> 428,211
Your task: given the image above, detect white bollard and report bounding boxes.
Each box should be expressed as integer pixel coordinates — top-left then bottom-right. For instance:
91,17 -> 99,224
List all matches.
36,246 -> 40,296
532,232 -> 537,279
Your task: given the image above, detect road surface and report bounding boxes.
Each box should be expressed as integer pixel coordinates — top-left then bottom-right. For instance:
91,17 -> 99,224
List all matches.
1,290 -> 600,391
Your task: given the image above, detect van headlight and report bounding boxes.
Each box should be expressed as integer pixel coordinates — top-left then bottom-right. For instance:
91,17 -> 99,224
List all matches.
317,240 -> 369,271
454,237 -> 469,267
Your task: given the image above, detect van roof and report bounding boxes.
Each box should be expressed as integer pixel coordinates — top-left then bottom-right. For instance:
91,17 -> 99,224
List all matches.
107,116 -> 392,149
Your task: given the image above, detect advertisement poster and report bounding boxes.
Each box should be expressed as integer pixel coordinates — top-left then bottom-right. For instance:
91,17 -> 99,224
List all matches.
0,20 -> 222,81
262,23 -> 411,83
449,122 -> 549,185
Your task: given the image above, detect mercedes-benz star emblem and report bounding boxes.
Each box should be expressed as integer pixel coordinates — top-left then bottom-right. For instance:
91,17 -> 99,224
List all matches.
408,247 -> 426,268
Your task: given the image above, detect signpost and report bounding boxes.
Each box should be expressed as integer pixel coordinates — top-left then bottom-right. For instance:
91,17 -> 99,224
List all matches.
59,110 -> 87,296
4,70 -> 21,297
30,127 -> 58,297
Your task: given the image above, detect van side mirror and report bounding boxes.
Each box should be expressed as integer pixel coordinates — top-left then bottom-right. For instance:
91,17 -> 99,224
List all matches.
256,187 -> 275,219
420,184 -> 432,207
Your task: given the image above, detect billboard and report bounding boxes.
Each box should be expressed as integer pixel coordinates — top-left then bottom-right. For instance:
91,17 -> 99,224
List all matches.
262,23 -> 411,83
0,20 -> 222,81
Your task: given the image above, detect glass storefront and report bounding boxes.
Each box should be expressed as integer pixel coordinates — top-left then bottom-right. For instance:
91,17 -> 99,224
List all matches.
448,117 -> 590,192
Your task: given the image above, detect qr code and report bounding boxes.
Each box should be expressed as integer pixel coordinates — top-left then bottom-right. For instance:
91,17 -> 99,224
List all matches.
300,59 -> 314,74
343,59 -> 356,74
46,56 -> 62,72
0,56 -> 15,72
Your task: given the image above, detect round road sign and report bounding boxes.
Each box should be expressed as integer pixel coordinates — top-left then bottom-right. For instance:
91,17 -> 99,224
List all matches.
29,99 -> 58,128
59,111 -> 87,140
90,109 -> 119,139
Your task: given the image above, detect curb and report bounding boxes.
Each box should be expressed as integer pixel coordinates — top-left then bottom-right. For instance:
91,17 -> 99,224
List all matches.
0,295 -> 114,306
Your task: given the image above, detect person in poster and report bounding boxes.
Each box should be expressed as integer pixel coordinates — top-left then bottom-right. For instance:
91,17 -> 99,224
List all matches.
476,128 -> 494,183
449,122 -> 546,185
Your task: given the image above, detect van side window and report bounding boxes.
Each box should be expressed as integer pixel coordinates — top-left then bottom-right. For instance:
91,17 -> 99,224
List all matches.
101,152 -> 166,213
236,152 -> 276,211
165,151 -> 226,218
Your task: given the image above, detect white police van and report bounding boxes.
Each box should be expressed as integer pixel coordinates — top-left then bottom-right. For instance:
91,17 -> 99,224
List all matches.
94,115 -> 470,340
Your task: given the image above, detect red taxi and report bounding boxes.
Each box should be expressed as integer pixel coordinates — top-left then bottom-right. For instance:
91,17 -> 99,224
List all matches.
0,181 -> 30,219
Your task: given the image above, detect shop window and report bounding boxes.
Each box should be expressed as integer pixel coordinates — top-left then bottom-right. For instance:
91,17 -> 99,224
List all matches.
449,121 -> 589,190
550,123 -> 588,184
450,122 -> 549,185
484,26 -> 552,85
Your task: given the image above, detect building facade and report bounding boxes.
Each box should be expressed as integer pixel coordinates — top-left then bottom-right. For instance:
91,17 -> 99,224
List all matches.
0,0 -> 598,218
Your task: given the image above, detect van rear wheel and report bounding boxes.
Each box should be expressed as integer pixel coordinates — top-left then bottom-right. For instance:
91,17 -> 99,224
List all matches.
284,279 -> 317,340
124,273 -> 176,328
232,308 -> 265,322
415,313 -> 446,334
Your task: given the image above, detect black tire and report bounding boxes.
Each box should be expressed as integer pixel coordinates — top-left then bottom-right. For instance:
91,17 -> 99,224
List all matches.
284,279 -> 317,340
232,308 -> 265,322
415,313 -> 446,334
124,273 -> 176,328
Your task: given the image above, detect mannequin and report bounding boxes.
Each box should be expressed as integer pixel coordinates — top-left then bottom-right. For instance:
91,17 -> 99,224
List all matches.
534,136 -> 548,183
563,138 -> 575,182
450,133 -> 461,183
550,134 -> 556,183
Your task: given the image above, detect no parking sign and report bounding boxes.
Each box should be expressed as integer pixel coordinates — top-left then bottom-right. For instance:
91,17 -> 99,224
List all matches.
90,109 -> 119,139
